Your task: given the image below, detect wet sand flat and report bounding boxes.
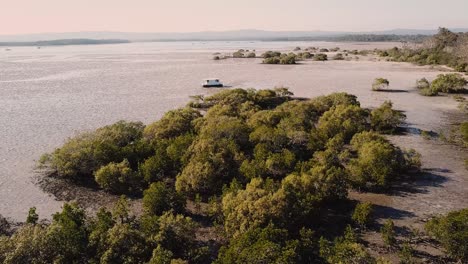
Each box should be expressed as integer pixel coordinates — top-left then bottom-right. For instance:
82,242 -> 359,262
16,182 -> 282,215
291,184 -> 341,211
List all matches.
0,41 -> 466,221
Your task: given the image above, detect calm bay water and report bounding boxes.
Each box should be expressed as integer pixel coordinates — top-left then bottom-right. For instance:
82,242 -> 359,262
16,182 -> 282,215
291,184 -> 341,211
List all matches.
0,41 -> 455,221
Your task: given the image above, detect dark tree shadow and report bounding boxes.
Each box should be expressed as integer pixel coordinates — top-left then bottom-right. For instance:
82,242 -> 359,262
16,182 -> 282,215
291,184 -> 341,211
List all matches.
388,170 -> 450,196
401,126 -> 439,138
373,89 -> 408,93
371,205 -> 416,222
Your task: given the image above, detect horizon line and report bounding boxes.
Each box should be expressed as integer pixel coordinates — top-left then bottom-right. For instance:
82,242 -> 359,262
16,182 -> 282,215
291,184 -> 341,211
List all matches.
2,26 -> 468,37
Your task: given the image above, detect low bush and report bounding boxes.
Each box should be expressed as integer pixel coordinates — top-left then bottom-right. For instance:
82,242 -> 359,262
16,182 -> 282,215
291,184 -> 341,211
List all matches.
370,101 -> 406,134
416,78 -> 430,90
431,73 -> 467,93
381,219 -> 396,247
261,51 -> 281,59
46,121 -> 146,180
300,52 -> 313,59
333,53 -> 344,60
348,139 -> 406,190
314,53 -> 328,61
143,182 -> 185,216
425,208 -> 468,261
352,202 -> 373,228
232,50 -> 244,58
461,122 -> 468,144
262,57 -> 280,64
372,78 -> 390,91
246,52 -> 256,58
94,159 -> 142,194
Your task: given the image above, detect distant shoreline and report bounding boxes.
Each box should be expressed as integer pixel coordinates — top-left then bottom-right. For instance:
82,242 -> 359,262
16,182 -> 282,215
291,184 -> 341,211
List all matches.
0,38 -> 130,47
0,34 -> 431,47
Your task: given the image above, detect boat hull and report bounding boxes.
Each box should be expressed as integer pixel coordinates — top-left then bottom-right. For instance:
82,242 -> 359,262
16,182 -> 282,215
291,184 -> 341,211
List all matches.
202,84 -> 224,88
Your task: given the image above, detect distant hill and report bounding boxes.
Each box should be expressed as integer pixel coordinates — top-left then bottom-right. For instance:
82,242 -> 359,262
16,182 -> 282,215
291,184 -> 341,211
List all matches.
0,38 -> 130,47
1,28 -> 467,43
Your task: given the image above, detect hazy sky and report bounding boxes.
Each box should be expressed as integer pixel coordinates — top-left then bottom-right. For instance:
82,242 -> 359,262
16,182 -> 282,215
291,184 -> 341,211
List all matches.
1,0 -> 467,35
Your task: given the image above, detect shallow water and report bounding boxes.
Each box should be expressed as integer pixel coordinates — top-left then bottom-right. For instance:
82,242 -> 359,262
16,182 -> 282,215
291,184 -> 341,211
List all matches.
0,41 -> 459,221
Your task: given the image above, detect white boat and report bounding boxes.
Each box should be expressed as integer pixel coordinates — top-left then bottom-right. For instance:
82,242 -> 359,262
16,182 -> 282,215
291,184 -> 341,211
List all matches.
202,78 -> 223,88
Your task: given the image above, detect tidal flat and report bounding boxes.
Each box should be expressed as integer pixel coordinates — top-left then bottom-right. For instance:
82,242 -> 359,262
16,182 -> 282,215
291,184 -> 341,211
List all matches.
0,41 -> 466,226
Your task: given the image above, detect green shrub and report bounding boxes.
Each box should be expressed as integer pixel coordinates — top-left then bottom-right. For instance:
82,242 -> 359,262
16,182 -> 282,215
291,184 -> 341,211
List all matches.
143,182 -> 185,216
301,52 -> 313,59
399,242 -> 415,264
314,53 -> 328,61
263,56 -> 280,64
279,54 -> 296,64
144,108 -> 201,140
416,78 -> 430,90
215,224 -> 302,264
460,122 -> 468,144
372,78 -> 390,91
261,51 -> 281,59
246,52 -> 256,58
319,234 -> 375,264
381,219 -> 396,247
370,101 -> 406,134
232,50 -> 244,58
316,104 -> 368,141
419,87 -> 439,96
48,121 -> 145,180
26,207 -> 39,225
333,53 -> 344,60
348,141 -> 402,190
425,208 -> 468,261
431,73 -> 467,93
352,202 -> 373,228
95,159 -> 142,194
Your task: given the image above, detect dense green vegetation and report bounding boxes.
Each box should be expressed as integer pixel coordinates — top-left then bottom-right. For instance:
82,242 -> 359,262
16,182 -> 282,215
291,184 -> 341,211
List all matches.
231,49 -> 256,58
314,53 -> 328,61
4,88 -> 427,263
425,209 -> 468,262
416,74 -> 467,96
379,28 -> 468,73
262,51 -> 297,64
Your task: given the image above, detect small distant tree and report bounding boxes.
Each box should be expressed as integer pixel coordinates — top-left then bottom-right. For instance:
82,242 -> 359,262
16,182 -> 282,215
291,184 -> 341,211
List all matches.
232,50 -> 244,58
246,52 -> 256,58
301,52 -> 313,59
399,242 -> 415,264
263,57 -> 280,64
352,202 -> 373,228
26,207 -> 39,225
314,53 -> 328,61
333,53 -> 345,60
416,78 -> 430,90
460,122 -> 468,144
381,219 -> 396,248
279,54 -> 296,64
372,78 -> 390,91
370,101 -> 406,134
